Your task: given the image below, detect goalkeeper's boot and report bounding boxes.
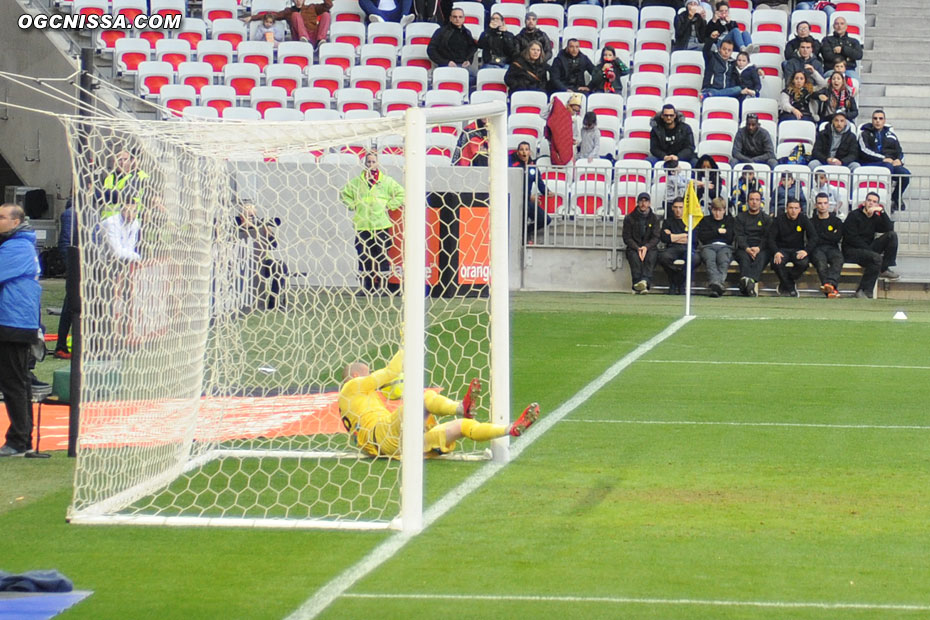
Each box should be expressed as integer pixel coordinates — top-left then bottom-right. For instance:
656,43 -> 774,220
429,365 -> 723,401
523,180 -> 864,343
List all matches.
461,378 -> 482,419
509,403 -> 540,437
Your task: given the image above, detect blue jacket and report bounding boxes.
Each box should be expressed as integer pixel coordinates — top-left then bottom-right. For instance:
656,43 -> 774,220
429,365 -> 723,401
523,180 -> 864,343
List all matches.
0,226 -> 41,340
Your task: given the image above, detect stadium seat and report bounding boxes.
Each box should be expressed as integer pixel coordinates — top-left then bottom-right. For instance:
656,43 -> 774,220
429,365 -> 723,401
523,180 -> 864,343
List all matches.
470,90 -> 506,105
200,84 -> 237,115
367,22 -> 403,47
617,137 -> 651,161
852,166 -> 892,206
741,97 -> 778,124
635,28 -> 672,54
404,22 -> 439,46
701,119 -> 739,143
669,50 -> 705,78
639,6 -> 674,31
510,91 -> 548,115
561,26 -> 598,53
632,50 -> 670,75
277,41 -> 315,73
158,84 -> 196,117
628,72 -> 666,98
149,0 -> 184,18
249,85 -> 288,117
476,67 -> 507,93
622,116 -> 652,140
250,0 -> 288,16
202,0 -> 238,25
751,53 -> 783,80
155,39 -> 192,71
178,61 -> 214,94
727,0 -> 750,8
112,0 -> 146,20
95,28 -> 130,53
380,88 -> 418,115
531,3 -> 564,31
666,73 -> 702,98
425,133 -> 457,159
176,18 -> 207,48
567,4 -> 602,29
492,3 -> 526,29
223,63 -> 261,97
138,28 -> 169,49
423,90 -> 462,108
263,108 -> 303,121
612,160 -> 651,214
752,31 -> 787,57
834,0 -> 865,12
137,61 -> 174,98
379,134 -> 405,155
599,137 -> 618,160
791,10 -> 828,40
624,94 -> 663,121
73,0 -> 107,17
569,178 -> 610,217
777,120 -> 816,148
331,21 -> 366,48
307,64 -> 345,96
294,86 -> 332,112
697,139 -> 733,165
265,63 -> 303,96
812,164 -> 851,213
237,41 -> 274,71
432,67 -> 470,100
507,113 -> 546,140
222,107 -> 262,120
335,87 -> 375,114
751,10 -> 788,37
349,65 -> 387,97
598,27 -> 635,55
211,19 -> 248,50
319,42 -> 356,71
378,153 -> 406,167
182,105 -> 220,120
196,39 -> 234,74
603,4 -> 638,30
400,44 -> 433,71
729,8 -> 751,34
586,92 -> 623,119
331,0 -> 366,22
538,165 -> 571,215
596,115 -> 622,142
114,39 -> 151,75
390,66 -> 429,97
360,44 -> 398,72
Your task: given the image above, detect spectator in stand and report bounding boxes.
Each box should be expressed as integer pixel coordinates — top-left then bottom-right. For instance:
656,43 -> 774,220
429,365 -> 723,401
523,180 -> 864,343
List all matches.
589,46 -> 630,95
858,109 -> 911,212
53,199 -> 74,360
843,192 -> 899,298
813,172 -> 840,213
782,40 -> 827,90
504,41 -> 550,94
477,12 -> 516,70
427,9 -> 478,77
250,14 -> 287,47
674,0 -> 707,52
241,0 -> 332,47
820,16 -> 862,81
730,165 -> 764,212
550,39 -> 594,93
662,161 -> 691,212
752,0 -> 791,17
767,197 -> 817,296
735,51 -> 762,100
577,112 -> 600,162
733,114 -> 777,168
455,119 -> 489,166
693,155 -> 721,203
734,189 -> 771,296
649,104 -> 696,166
778,71 -> 818,123
701,38 -> 742,99
796,1 -> 837,19
509,141 -> 550,244
658,196 -> 701,295
824,59 -> 857,96
358,0 -> 415,26
704,2 -> 754,53
514,12 -> 554,63
815,71 -> 858,124
696,197 -> 736,297
810,192 -> 844,298
809,110 -> 859,171
622,192 -> 661,294
771,172 -> 807,215
785,20 -> 822,62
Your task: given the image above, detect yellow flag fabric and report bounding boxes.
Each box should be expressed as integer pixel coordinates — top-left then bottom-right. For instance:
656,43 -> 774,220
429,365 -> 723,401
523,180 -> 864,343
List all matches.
682,180 -> 703,231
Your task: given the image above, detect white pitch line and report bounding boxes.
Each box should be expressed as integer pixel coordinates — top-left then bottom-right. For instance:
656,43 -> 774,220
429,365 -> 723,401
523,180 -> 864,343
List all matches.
285,315 -> 695,620
564,419 -> 930,431
642,359 -> 930,370
342,592 -> 930,612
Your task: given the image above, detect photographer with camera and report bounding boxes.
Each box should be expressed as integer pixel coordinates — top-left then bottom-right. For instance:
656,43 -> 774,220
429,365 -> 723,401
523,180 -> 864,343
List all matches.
477,12 -> 516,69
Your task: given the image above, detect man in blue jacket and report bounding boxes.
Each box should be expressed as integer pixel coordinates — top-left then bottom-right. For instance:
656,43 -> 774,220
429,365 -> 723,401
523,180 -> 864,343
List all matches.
0,204 -> 41,457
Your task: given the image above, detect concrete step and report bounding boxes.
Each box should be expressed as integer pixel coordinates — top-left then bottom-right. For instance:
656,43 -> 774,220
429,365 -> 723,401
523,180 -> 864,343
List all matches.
889,129 -> 930,144
857,98 -> 929,112
878,85 -> 930,98
864,61 -> 930,76
864,47 -> 930,61
856,106 -> 930,122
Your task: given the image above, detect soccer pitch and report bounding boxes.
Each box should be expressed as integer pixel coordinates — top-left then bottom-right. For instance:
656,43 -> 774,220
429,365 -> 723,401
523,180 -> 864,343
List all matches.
3,285 -> 930,619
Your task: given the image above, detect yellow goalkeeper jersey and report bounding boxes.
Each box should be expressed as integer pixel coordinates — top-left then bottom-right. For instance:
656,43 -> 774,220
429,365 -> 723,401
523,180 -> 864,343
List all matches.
338,350 -> 404,457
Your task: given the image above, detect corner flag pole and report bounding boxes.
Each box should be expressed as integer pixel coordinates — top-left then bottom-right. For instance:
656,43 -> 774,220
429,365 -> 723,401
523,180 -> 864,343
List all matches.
682,181 -> 702,318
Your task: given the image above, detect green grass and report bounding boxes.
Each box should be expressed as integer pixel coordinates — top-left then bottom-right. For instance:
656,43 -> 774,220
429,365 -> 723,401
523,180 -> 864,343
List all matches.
4,284 -> 930,618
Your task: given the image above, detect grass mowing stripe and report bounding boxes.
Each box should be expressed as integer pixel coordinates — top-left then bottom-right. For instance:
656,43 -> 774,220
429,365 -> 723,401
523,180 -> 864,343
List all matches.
564,419 -> 930,431
342,593 -> 930,612
285,315 -> 695,620
643,360 -> 930,371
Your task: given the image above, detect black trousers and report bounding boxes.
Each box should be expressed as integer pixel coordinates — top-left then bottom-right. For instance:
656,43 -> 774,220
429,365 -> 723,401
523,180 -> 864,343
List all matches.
355,229 -> 392,292
0,341 -> 33,452
735,247 -> 770,281
771,249 -> 810,287
57,253 -> 74,351
811,245 -> 843,287
844,232 -> 898,294
625,247 -> 658,286
658,245 -> 700,286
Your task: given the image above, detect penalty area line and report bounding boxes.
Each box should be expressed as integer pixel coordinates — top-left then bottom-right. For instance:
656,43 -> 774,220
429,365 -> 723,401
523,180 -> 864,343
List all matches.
642,359 -> 930,371
564,419 -> 930,431
284,315 -> 695,620
342,592 -> 930,612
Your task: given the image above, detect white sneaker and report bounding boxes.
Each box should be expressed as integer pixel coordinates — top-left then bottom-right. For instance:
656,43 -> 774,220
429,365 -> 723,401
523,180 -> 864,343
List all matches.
369,14 -> 384,23
400,13 -> 415,27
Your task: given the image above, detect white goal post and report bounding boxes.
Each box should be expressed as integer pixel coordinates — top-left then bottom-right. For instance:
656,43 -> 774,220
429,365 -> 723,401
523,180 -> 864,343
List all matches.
63,101 -> 509,532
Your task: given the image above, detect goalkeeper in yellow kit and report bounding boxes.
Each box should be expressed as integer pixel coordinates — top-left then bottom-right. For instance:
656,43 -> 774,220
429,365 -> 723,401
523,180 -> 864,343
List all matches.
339,349 -> 540,458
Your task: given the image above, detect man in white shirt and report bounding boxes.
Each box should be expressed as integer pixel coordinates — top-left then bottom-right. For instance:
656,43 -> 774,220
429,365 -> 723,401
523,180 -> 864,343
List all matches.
100,202 -> 141,262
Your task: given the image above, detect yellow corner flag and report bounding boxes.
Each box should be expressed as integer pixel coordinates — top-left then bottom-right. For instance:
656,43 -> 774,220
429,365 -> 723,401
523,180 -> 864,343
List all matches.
682,180 -> 703,231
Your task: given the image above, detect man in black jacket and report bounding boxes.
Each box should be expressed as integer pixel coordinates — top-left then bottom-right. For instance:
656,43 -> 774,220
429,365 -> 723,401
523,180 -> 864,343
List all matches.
843,192 -> 899,298
810,192 -> 844,298
649,104 -> 696,166
514,12 -> 553,62
427,8 -> 478,74
820,15 -> 862,80
734,189 -> 771,296
549,39 -> 593,93
622,192 -> 661,294
858,109 -> 911,211
767,197 -> 818,296
658,197 -> 700,295
809,110 -> 859,170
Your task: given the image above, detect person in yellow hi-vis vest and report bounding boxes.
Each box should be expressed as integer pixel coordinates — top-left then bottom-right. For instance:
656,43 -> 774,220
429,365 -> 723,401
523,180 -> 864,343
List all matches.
339,151 -> 404,296
101,150 -> 149,219
339,349 -> 540,458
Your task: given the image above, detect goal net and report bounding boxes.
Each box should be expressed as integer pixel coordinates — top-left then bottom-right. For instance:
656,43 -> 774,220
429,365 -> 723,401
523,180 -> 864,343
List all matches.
63,102 -> 509,531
